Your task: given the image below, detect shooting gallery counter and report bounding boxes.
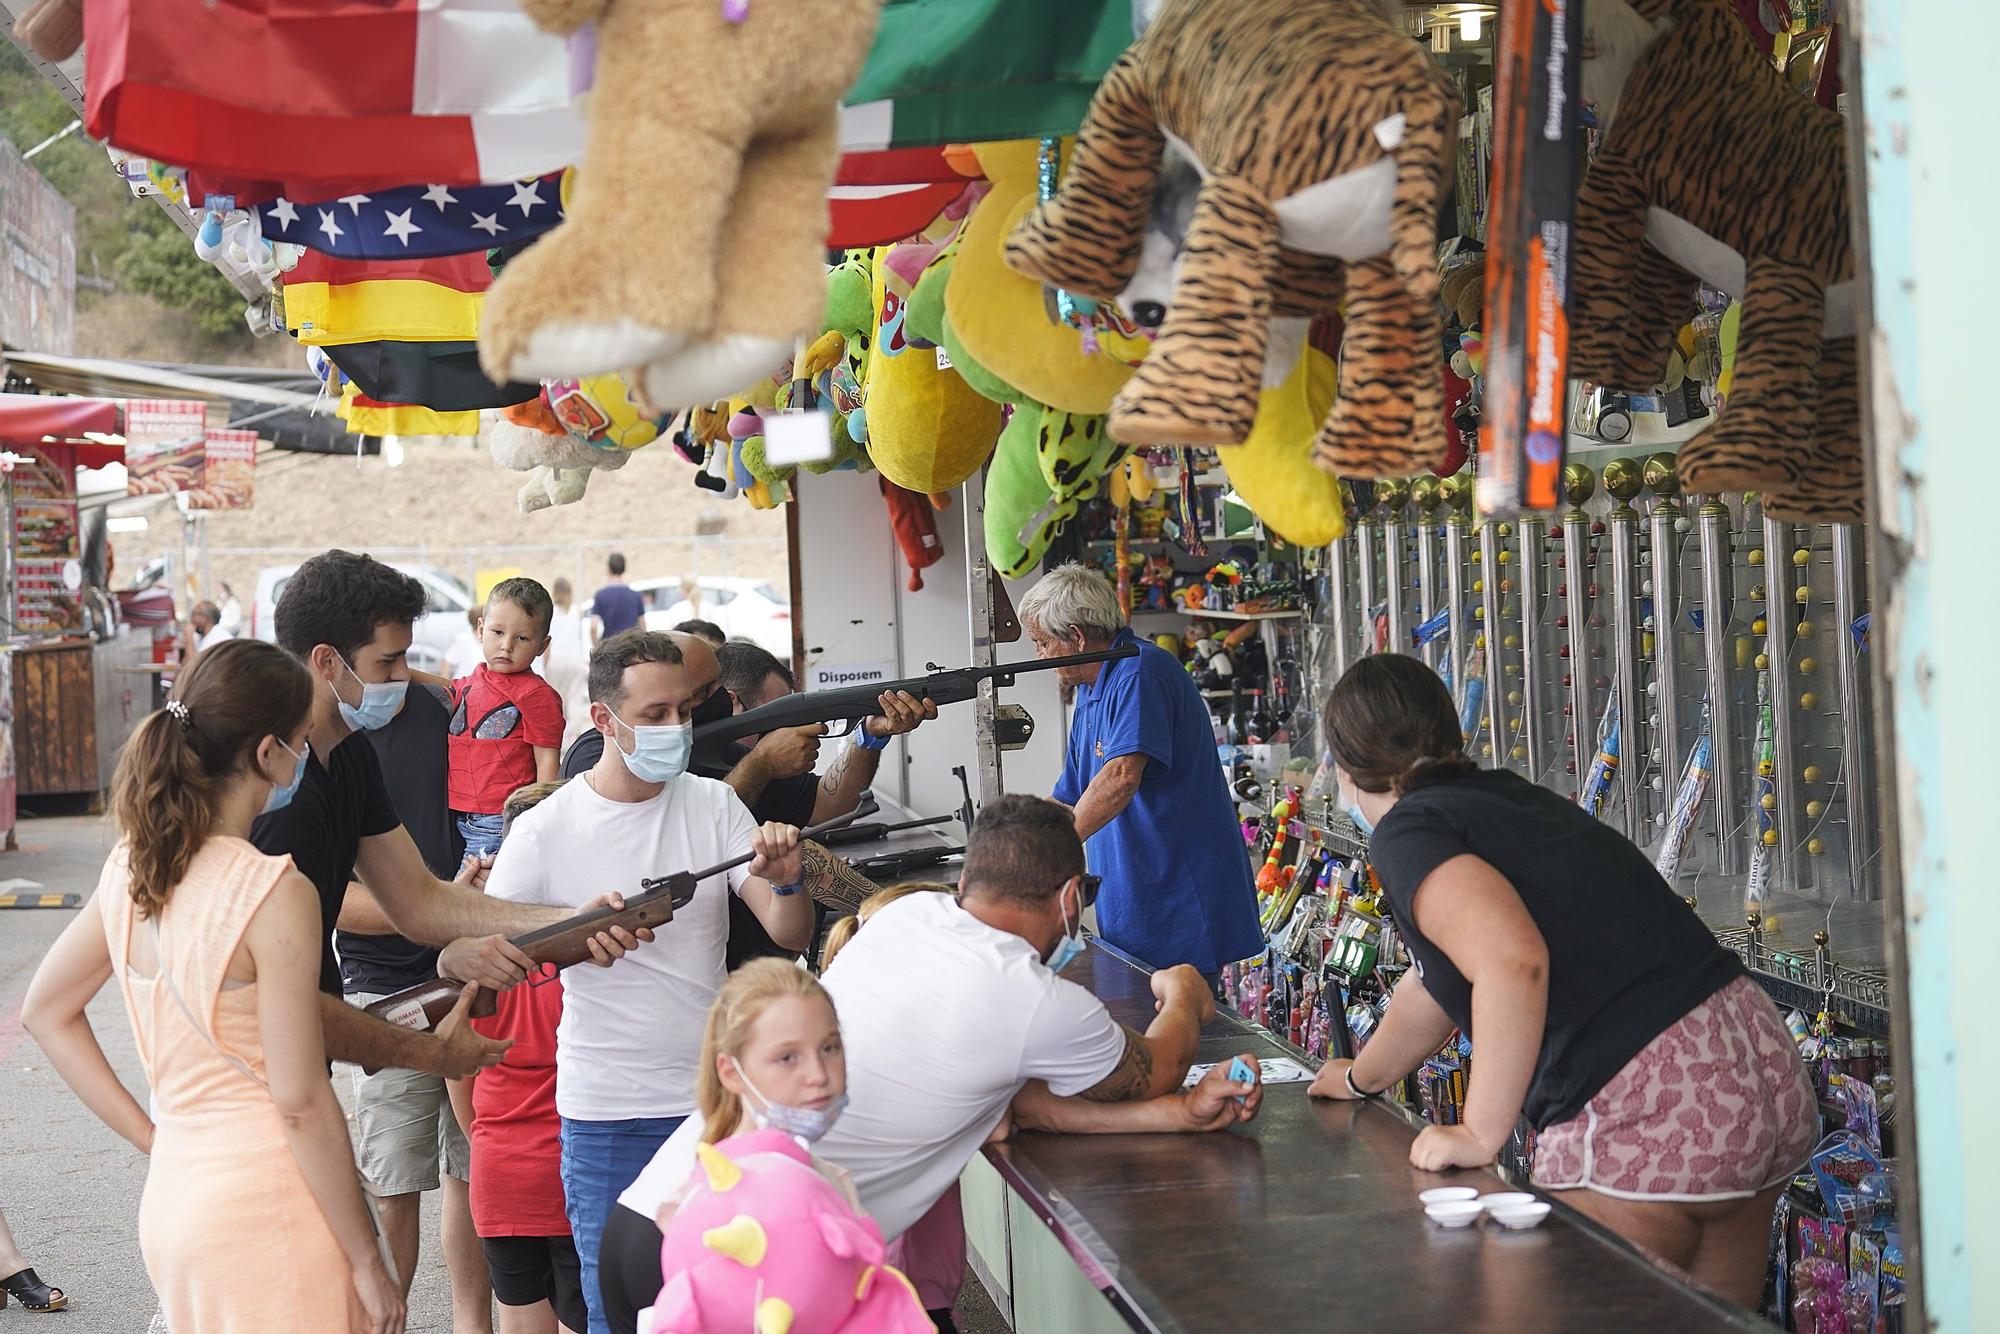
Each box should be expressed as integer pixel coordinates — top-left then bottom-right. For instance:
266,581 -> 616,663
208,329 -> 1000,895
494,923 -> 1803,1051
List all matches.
957,943 -> 1768,1334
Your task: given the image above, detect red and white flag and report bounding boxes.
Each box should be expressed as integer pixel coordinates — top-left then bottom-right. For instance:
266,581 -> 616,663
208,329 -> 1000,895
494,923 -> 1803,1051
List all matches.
84,0 -> 585,190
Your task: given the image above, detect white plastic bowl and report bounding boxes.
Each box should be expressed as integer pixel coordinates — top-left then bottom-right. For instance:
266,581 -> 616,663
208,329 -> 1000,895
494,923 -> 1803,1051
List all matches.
1479,1192 -> 1536,1212
1425,1200 -> 1485,1228
1488,1202 -> 1552,1230
1419,1186 -> 1479,1206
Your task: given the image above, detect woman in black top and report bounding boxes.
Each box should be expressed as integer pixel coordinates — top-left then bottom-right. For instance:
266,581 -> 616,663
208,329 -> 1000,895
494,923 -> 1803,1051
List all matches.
1308,655 -> 1815,1306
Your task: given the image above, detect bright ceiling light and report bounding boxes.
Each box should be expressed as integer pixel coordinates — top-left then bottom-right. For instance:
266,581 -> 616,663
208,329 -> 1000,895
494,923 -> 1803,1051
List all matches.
1459,8 -> 1483,40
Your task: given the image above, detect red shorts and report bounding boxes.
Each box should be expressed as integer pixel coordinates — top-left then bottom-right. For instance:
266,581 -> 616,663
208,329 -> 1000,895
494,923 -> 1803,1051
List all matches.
1532,975 -> 1818,1201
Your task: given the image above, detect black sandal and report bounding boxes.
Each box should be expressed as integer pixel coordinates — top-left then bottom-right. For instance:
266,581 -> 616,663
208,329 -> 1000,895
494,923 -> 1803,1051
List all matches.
0,1267 -> 66,1312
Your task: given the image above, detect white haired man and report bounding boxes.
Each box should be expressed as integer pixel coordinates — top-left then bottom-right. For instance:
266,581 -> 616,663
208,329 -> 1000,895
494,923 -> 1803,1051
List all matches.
1018,562 -> 1263,979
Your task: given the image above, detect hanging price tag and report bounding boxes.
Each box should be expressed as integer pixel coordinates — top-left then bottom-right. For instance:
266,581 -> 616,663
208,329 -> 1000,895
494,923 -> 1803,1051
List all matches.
763,409 -> 834,466
935,344 -> 954,371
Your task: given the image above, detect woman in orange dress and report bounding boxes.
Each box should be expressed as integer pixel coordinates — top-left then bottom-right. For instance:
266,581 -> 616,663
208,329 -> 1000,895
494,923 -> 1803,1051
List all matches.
23,639 -> 404,1333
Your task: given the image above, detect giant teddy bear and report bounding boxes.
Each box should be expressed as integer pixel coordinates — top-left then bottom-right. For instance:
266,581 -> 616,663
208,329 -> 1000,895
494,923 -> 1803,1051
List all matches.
1573,0 -> 1861,523
478,0 -> 881,414
1003,0 -> 1458,478
639,1132 -> 932,1334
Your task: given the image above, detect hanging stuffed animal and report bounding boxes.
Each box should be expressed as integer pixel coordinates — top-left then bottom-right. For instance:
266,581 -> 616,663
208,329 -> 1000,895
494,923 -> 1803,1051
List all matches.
879,478 -> 943,591
479,0 -> 882,413
641,1132 -> 931,1334
1574,0 -> 1860,523
863,242 -> 1004,494
1003,0 -> 1457,478
483,408 -> 634,513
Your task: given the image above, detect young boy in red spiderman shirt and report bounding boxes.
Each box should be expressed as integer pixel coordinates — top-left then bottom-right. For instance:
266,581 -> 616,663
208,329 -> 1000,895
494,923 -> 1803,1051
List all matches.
432,577 -> 564,859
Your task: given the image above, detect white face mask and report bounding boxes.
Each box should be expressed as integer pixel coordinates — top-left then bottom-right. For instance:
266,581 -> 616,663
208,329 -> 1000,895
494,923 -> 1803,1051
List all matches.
607,707 -> 693,785
335,655 -> 407,731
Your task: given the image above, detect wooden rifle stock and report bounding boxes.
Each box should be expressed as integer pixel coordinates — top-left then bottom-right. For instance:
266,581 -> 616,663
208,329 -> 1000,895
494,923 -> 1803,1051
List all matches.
362,811 -> 864,1033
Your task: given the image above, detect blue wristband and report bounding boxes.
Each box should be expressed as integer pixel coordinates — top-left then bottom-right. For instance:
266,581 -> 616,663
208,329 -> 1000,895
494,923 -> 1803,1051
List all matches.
854,728 -> 890,752
771,880 -> 804,897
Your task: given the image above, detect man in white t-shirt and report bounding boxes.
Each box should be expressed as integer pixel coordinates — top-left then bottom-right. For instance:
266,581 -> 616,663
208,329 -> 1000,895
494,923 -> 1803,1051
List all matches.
615,796 -> 1260,1329
487,629 -> 808,1334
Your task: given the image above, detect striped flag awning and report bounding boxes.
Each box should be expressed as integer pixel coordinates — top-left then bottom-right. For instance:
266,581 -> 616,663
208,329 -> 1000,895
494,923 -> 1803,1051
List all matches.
258,175 -> 567,261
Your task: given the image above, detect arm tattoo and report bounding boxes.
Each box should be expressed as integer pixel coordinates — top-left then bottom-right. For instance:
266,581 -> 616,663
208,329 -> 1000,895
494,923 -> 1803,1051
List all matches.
799,841 -> 880,915
1077,1024 -> 1156,1103
818,743 -> 854,796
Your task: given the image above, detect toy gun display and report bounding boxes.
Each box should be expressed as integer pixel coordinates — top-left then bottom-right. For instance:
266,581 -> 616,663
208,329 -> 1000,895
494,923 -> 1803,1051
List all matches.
693,647 -> 1137,749
363,811 -> 863,1033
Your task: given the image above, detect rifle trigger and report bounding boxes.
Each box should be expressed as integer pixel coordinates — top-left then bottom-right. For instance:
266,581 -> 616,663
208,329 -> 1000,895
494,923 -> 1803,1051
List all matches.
527,963 -> 558,988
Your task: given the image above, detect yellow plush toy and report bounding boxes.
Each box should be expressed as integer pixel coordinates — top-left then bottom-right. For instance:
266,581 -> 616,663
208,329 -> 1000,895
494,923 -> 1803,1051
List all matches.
945,140 -> 1136,415
478,0 -> 881,412
864,243 -> 1004,494
1219,346 -> 1346,546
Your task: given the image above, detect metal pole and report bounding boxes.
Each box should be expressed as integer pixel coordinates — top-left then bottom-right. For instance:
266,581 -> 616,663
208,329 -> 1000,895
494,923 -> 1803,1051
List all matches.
1649,495 -> 1687,837
1518,515 -> 1550,782
1417,518 -> 1441,674
1445,514 -> 1470,695
1328,535 -> 1353,680
1831,523 -> 1876,900
1356,520 -> 1380,657
1383,509 -> 1409,659
1478,522 -> 1506,761
962,472 -> 1003,804
1698,500 -> 1742,875
1609,504 -> 1643,839
1763,514 -> 1803,896
1563,510 -> 1594,800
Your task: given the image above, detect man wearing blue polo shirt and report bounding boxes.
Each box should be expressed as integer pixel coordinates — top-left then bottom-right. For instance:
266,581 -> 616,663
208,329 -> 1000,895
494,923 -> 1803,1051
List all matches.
1021,563 -> 1264,978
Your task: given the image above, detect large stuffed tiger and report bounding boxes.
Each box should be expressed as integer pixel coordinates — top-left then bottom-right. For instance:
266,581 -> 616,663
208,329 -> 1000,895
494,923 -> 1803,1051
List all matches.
1002,0 -> 1458,479
1574,0 -> 1861,524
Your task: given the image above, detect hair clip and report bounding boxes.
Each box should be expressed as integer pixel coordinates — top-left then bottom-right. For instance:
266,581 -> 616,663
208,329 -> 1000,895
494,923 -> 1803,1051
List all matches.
165,700 -> 192,728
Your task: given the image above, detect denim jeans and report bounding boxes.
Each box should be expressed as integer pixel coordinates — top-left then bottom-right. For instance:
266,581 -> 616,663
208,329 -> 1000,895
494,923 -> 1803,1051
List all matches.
456,811 -> 507,860
559,1115 -> 684,1334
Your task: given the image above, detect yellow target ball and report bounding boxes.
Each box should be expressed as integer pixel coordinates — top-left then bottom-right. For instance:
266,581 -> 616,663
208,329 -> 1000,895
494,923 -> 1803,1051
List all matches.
1808,838 -> 1826,856
1748,548 -> 1765,566
1498,550 -> 1512,564
1498,523 -> 1513,537
1472,550 -> 1483,563
1797,621 -> 1813,636
1481,743 -> 1494,757
1803,765 -> 1823,784
1752,618 -> 1769,636
1511,744 -> 1528,760
1795,586 -> 1810,604
1508,691 -> 1524,706
1762,828 -> 1779,846
1800,692 -> 1818,709
1806,800 -> 1826,819
1503,634 -> 1520,649
1763,914 -> 1781,932
1799,657 -> 1817,674
1473,579 -> 1485,594
1761,793 -> 1777,810
1755,653 -> 1770,670
1474,606 -> 1486,619
1476,633 -> 1487,649
1793,548 -> 1810,567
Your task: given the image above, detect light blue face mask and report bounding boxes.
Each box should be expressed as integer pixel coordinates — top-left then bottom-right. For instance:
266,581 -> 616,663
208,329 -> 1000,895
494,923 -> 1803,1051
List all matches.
737,1066 -> 849,1145
607,708 -> 693,785
1340,775 -> 1375,837
1045,882 -> 1086,974
261,738 -> 309,816
336,656 -> 407,732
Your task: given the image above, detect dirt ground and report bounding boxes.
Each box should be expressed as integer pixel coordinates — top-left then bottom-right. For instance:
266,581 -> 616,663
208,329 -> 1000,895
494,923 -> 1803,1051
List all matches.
113,434 -> 792,615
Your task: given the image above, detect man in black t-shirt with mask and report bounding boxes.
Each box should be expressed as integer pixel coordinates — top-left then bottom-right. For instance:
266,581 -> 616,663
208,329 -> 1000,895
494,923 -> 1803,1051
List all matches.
560,637 -> 934,964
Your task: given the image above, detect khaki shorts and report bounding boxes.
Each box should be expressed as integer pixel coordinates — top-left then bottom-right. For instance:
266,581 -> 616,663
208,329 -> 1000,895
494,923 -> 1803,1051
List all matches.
346,992 -> 472,1197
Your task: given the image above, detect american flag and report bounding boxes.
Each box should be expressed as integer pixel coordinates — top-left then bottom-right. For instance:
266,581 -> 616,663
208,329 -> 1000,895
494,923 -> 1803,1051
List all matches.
258,175 -> 566,262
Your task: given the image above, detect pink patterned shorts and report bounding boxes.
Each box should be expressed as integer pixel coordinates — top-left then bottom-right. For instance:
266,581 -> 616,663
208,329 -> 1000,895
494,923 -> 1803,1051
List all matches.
1532,975 -> 1818,1201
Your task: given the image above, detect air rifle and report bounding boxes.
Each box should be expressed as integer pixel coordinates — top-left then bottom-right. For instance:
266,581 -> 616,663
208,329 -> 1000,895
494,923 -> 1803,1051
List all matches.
363,811 -> 862,1033
814,813 -> 955,848
692,646 -> 1137,749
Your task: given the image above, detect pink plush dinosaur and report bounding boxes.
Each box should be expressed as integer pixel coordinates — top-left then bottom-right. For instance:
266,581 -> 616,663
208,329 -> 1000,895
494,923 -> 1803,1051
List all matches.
641,1129 -> 934,1334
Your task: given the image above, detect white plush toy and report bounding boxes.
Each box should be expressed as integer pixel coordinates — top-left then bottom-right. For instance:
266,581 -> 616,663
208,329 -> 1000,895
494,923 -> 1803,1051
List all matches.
482,411 -> 632,513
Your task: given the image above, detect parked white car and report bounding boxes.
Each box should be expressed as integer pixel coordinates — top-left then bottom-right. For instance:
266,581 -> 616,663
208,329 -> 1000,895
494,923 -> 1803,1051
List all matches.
252,562 -> 476,673
581,575 -> 792,657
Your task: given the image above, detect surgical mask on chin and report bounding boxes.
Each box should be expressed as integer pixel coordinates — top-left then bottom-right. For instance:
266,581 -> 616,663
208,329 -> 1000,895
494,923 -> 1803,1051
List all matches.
736,1066 -> 848,1145
261,739 -> 309,816
609,708 -> 693,785
1045,884 -> 1086,974
335,657 -> 407,732
1339,777 -> 1375,837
